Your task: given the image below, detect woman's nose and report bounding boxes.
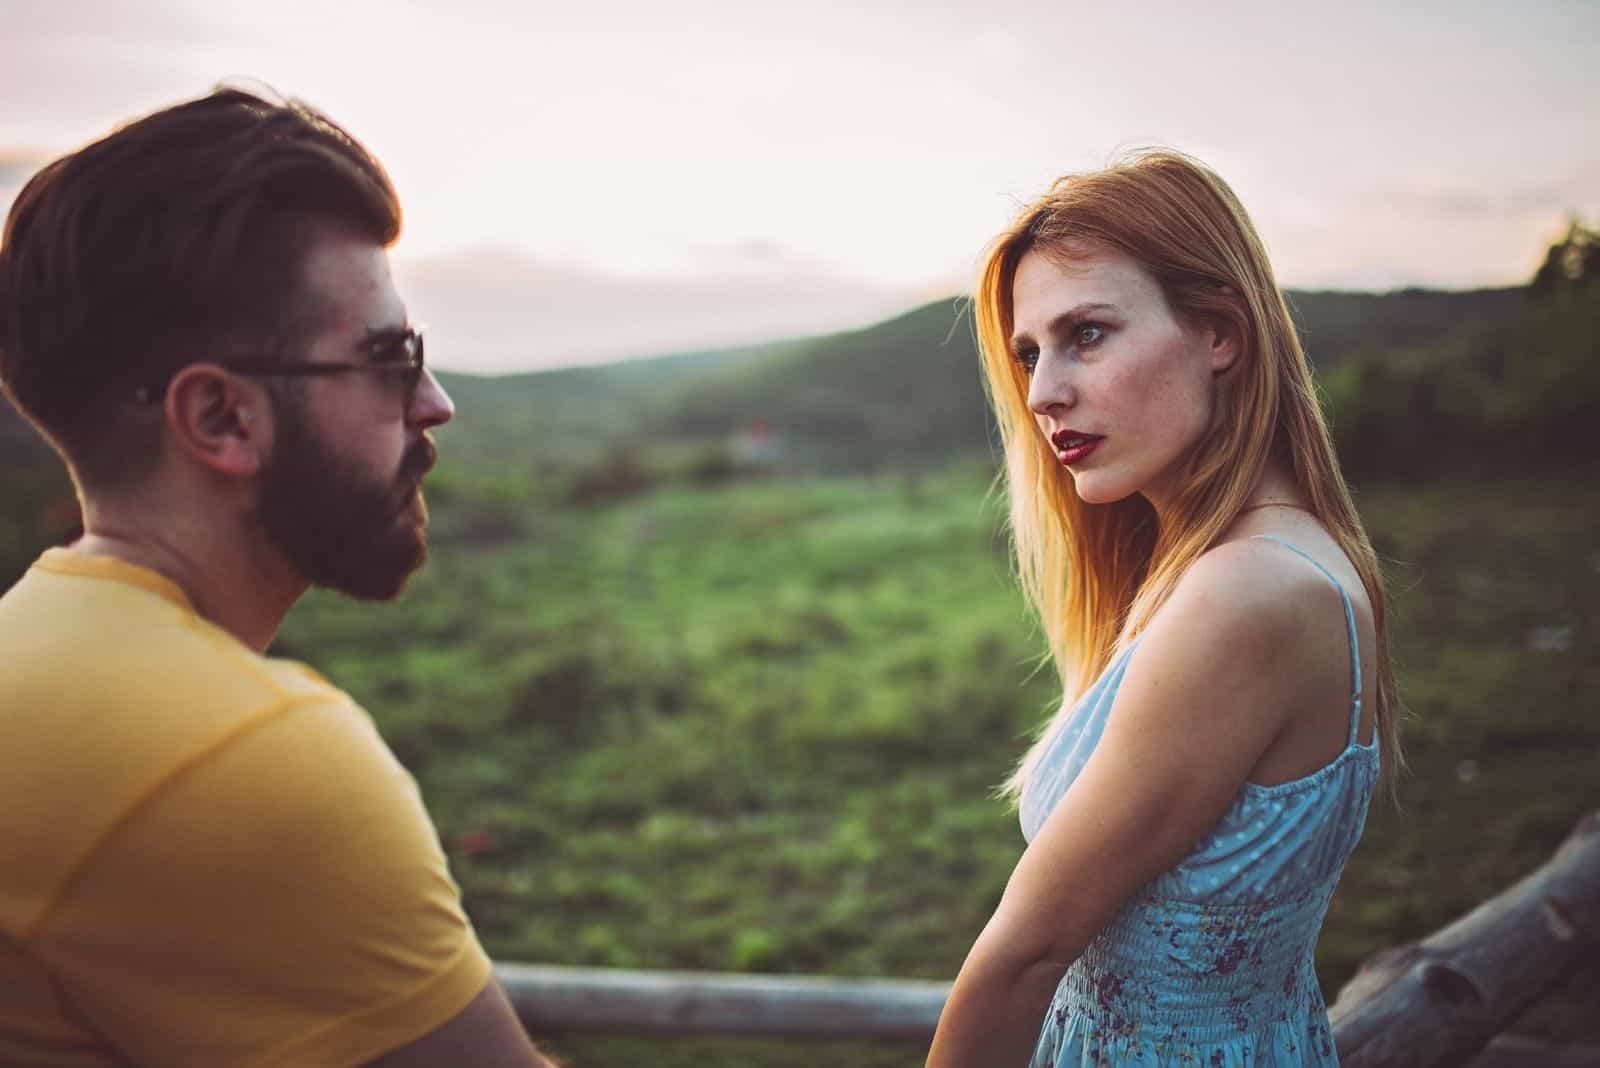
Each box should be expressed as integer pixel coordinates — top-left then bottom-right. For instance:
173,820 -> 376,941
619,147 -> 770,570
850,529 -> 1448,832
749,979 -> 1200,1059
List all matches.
1027,354 -> 1075,416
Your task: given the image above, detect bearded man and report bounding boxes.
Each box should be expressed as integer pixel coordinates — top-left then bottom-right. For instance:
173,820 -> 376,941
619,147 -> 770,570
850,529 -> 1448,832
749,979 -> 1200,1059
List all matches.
0,88 -> 556,1067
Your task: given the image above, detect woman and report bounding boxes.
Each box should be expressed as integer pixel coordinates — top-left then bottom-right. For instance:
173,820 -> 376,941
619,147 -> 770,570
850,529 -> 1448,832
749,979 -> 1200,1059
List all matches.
926,151 -> 1401,1067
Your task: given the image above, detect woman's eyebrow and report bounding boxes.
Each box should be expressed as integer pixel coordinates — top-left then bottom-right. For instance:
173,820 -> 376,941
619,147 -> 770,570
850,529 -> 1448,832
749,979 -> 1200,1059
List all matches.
1011,302 -> 1117,352
1047,302 -> 1117,330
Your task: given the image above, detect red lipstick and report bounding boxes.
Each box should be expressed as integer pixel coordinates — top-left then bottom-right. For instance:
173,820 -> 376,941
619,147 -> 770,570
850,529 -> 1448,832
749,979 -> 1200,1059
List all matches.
1050,429 -> 1103,466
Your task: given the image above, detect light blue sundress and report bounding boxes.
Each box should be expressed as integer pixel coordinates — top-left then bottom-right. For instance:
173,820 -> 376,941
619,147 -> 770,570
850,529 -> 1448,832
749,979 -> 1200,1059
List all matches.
1019,536 -> 1380,1067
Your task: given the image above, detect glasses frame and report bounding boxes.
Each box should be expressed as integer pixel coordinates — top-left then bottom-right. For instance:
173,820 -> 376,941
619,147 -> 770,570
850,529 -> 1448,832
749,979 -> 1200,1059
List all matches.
133,327 -> 426,407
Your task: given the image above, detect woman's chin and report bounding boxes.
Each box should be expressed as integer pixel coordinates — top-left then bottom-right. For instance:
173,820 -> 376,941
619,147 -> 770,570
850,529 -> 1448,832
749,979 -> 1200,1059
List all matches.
1067,471 -> 1129,506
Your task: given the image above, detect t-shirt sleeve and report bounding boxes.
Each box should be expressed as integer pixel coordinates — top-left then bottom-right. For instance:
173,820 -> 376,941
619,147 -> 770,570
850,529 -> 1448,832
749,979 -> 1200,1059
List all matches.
31,693 -> 494,1068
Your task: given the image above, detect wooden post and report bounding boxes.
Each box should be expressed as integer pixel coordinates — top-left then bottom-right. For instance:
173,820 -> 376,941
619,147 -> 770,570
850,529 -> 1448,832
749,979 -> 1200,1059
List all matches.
1329,810 -> 1600,1067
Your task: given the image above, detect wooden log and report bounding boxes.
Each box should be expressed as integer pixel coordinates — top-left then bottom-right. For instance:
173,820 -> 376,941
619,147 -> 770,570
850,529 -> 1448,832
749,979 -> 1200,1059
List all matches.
498,962 -> 950,1039
1330,810 -> 1600,1067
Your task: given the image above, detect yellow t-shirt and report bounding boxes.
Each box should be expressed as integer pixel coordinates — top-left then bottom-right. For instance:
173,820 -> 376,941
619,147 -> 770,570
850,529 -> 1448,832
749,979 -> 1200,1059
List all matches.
0,549 -> 493,1067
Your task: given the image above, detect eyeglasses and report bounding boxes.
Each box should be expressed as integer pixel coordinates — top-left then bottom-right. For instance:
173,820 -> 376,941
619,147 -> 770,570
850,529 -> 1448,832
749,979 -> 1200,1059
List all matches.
133,327 -> 427,406
230,326 -> 427,404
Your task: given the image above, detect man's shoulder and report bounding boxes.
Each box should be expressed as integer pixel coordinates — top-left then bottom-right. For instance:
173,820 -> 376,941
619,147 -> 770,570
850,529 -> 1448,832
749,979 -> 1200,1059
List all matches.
0,559 -> 380,924
1,550 -> 350,722
4,588 -> 370,797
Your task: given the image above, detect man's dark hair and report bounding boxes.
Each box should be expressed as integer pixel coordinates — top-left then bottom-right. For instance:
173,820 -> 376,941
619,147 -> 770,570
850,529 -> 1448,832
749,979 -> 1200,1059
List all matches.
0,86 -> 400,488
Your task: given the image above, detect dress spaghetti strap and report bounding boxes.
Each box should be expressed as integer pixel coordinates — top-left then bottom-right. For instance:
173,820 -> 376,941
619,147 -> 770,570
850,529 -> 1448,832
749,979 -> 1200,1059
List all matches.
1248,534 -> 1365,747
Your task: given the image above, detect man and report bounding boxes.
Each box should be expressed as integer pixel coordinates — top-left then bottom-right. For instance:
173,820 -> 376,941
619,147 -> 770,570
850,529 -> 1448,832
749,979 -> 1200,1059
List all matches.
0,88 -> 557,1066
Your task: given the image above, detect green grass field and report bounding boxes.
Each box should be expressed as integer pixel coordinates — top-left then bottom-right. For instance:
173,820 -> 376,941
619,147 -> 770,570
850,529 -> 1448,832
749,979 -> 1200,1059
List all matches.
273,464 -> 1599,1066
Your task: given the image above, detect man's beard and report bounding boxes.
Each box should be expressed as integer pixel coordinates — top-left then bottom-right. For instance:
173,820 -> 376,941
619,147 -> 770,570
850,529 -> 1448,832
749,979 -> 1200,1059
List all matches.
255,396 -> 435,601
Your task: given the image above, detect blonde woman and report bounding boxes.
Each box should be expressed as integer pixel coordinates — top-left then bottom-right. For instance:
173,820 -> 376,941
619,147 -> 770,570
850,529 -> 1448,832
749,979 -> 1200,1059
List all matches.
926,152 -> 1401,1067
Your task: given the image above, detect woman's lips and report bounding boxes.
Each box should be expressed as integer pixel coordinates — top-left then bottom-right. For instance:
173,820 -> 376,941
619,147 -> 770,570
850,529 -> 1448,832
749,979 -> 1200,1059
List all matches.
1051,430 -> 1104,466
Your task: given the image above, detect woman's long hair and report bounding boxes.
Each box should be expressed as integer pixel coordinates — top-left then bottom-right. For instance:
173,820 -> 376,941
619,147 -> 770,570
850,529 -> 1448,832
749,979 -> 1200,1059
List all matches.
979,150 -> 1401,799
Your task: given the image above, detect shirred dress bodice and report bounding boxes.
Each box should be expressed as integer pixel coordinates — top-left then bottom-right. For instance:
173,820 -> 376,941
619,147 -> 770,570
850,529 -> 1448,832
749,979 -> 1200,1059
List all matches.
1017,537 -> 1379,1067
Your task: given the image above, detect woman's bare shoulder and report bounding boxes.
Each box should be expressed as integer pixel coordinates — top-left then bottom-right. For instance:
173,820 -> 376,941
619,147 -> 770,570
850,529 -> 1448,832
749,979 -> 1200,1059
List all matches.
1159,536 -> 1337,637
1133,536 -> 1345,706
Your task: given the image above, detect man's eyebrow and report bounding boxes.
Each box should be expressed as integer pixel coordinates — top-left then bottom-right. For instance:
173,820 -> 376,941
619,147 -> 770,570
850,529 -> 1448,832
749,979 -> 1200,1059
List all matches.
1011,302 -> 1117,352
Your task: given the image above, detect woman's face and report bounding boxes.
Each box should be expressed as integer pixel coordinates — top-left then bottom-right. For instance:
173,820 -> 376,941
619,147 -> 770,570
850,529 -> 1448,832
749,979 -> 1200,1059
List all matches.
1010,244 -> 1236,513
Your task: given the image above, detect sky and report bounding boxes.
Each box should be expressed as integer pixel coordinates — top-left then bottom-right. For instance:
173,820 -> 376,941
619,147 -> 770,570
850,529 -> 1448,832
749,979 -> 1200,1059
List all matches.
2,0 -> 1596,373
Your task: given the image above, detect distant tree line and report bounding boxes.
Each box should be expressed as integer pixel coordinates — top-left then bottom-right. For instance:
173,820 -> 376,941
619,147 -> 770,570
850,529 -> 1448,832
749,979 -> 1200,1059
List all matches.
1322,220 -> 1599,479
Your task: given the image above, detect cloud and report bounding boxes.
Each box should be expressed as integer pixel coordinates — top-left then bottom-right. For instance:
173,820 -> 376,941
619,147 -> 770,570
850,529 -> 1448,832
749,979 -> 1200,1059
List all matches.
1260,164 -> 1600,290
394,244 -> 936,375
1356,165 -> 1600,220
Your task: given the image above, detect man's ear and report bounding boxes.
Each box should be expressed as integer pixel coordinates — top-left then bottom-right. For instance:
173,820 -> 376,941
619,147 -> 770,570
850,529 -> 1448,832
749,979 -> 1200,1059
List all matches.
164,364 -> 270,478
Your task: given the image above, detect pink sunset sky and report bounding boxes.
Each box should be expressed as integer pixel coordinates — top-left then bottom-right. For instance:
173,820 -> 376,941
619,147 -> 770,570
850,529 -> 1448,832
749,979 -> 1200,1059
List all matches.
3,0 -> 1596,372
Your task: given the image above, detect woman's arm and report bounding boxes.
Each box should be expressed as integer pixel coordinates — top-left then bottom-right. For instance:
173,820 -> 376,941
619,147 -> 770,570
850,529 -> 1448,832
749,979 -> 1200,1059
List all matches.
925,541 -> 1330,1068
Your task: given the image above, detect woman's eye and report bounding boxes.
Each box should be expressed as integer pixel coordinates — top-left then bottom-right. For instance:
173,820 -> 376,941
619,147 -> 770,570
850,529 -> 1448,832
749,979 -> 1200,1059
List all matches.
1014,349 -> 1039,374
1075,323 -> 1105,346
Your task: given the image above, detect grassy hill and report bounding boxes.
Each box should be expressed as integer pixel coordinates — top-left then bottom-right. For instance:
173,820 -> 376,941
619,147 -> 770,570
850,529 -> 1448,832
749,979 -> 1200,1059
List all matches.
1286,286 -> 1524,367
658,299 -> 989,472
430,337 -> 805,473
0,280 -> 1546,588
0,283 -> 1528,481
432,283 -> 1529,478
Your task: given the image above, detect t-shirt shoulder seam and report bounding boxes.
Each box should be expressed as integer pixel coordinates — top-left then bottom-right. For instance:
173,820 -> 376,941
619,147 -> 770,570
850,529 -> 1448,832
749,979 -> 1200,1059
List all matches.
172,612 -> 341,698
20,690 -> 358,944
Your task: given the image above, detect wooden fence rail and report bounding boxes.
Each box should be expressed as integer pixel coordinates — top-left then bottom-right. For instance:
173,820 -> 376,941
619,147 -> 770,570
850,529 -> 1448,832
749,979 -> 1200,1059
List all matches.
499,809 -> 1600,1065
499,965 -> 947,1039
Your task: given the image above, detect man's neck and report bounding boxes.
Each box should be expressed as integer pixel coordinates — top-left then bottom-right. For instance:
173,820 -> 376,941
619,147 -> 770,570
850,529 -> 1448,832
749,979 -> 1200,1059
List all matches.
74,504 -> 305,655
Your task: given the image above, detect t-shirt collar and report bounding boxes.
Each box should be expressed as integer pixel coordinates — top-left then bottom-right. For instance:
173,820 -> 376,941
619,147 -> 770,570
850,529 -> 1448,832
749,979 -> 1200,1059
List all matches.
34,546 -> 197,613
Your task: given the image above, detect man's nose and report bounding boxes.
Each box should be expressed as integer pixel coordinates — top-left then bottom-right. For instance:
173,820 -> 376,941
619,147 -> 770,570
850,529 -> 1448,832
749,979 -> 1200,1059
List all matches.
409,368 -> 455,431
